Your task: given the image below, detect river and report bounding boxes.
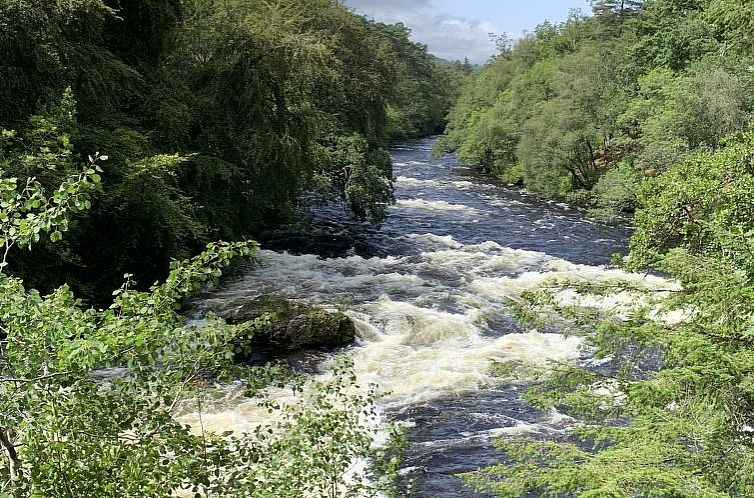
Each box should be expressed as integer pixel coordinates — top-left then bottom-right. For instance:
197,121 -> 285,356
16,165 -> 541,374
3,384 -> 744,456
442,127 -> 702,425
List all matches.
187,137 -> 638,497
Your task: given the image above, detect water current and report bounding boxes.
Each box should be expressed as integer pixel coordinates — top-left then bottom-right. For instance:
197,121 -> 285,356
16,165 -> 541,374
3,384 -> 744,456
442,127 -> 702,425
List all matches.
188,137 -> 644,497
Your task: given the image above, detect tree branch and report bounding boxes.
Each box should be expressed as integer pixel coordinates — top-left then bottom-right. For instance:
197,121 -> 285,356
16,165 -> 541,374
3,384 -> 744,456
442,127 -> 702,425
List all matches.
0,372 -> 68,384
0,426 -> 20,494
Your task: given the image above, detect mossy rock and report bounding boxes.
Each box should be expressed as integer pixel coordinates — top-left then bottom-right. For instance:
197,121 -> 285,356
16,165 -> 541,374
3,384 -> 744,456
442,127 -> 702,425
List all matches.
228,295 -> 355,353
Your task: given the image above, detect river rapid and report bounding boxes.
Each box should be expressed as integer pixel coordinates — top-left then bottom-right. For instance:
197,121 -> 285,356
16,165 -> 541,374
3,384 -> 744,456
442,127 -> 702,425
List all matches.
188,137 -> 639,496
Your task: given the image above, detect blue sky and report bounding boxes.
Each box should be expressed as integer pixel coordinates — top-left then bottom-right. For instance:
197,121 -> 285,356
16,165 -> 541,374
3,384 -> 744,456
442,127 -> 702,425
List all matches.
344,0 -> 592,63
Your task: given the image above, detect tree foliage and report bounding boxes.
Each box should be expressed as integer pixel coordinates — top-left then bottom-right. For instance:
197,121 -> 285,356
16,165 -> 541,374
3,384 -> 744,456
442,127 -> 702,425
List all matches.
0,0 -> 464,301
439,0 -> 754,217
0,135 -> 402,497
443,3 -> 754,496
463,133 -> 754,498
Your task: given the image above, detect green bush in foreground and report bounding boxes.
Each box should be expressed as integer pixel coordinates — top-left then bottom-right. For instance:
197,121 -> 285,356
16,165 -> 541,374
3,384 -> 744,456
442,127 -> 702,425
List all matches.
0,140 -> 401,497
463,131 -> 754,497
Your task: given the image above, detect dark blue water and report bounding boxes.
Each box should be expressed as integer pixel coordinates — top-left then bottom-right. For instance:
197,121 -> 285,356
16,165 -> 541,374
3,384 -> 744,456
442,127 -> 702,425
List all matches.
201,137 -> 631,497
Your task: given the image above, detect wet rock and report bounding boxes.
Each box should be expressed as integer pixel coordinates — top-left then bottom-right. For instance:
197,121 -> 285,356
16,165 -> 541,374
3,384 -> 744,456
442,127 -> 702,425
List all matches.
228,295 -> 355,354
398,466 -> 428,477
256,223 -> 385,259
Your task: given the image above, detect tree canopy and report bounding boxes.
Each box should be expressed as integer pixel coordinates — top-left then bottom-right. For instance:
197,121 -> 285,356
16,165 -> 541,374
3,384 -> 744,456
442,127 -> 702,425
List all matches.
0,0 -> 465,301
445,2 -> 754,495
437,0 -> 754,219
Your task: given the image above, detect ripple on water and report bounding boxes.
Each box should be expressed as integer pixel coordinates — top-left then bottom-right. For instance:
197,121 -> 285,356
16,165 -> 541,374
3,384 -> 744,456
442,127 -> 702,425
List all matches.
183,138 -> 648,497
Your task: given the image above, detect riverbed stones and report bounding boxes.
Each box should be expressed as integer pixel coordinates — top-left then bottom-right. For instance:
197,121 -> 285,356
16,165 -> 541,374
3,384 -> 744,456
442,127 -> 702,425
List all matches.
228,295 -> 355,353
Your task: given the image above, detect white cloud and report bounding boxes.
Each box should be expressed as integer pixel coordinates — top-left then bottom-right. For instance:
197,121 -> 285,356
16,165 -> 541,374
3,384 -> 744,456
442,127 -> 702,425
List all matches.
345,0 -> 498,63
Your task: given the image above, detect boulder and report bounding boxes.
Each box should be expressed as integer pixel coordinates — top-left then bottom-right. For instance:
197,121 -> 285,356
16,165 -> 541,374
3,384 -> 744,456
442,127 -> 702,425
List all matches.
228,295 -> 355,354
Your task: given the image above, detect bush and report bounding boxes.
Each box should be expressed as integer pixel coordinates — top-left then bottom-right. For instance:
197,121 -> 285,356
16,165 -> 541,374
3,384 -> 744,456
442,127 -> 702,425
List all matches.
0,140 -> 403,498
498,163 -> 525,185
588,162 -> 644,219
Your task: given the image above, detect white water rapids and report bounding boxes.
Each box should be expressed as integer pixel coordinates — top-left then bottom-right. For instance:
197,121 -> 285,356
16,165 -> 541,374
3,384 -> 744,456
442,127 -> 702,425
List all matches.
179,138 -> 661,496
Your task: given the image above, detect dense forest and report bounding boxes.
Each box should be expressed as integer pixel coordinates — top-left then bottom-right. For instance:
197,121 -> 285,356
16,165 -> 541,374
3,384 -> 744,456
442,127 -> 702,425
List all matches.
443,1 -> 754,497
437,0 -> 754,219
0,0 -> 464,301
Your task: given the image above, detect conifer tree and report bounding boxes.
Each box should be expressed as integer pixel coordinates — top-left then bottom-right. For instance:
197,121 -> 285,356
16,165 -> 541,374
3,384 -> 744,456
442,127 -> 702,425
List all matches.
591,0 -> 643,34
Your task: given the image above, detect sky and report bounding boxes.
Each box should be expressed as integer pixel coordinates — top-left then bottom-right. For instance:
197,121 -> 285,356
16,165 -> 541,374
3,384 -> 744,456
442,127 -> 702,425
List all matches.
344,0 -> 592,63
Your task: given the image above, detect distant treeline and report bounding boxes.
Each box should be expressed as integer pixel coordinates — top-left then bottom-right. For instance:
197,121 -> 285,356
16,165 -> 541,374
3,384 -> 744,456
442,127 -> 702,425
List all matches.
437,0 -> 754,219
0,0 -> 466,300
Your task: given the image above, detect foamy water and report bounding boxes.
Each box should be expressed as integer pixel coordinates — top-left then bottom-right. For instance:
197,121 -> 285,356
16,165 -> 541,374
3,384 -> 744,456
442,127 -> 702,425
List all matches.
182,138 -> 649,497
186,238 -> 663,426
396,198 -> 488,216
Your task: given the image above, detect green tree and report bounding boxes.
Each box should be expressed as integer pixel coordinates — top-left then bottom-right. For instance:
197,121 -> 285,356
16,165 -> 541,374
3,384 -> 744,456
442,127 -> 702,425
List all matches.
620,63 -> 749,172
461,57 -> 474,75
463,130 -> 754,498
440,0 -> 753,215
1,0 -> 457,301
519,97 -> 601,194
591,0 -> 643,35
707,0 -> 754,56
0,132 -> 402,497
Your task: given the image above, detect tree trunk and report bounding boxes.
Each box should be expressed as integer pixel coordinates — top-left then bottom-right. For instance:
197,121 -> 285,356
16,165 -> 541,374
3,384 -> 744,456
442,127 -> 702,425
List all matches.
0,427 -> 21,497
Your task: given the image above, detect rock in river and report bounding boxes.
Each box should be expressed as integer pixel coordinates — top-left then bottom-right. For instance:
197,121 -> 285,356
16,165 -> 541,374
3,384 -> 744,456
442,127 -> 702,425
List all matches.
228,295 -> 356,353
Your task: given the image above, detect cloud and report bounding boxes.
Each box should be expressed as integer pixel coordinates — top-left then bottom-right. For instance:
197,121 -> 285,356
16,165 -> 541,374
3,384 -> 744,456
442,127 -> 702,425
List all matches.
347,0 -> 433,15
345,0 -> 498,63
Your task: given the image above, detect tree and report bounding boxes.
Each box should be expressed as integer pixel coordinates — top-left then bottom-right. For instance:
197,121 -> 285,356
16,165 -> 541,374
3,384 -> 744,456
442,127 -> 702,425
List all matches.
619,63 -> 749,172
591,0 -> 643,35
519,97 -> 601,195
0,118 -> 402,497
1,0 -> 460,301
463,131 -> 754,498
439,0 -> 754,216
706,0 -> 754,56
461,57 -> 473,75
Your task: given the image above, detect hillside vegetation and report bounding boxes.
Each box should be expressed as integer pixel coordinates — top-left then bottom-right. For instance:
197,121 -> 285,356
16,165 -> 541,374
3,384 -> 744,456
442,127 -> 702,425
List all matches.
450,2 -> 754,496
0,0 -> 465,301
437,0 -> 754,219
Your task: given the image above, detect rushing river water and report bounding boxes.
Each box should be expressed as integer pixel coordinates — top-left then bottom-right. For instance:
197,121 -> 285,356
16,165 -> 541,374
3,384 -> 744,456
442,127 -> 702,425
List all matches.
188,137 -> 639,497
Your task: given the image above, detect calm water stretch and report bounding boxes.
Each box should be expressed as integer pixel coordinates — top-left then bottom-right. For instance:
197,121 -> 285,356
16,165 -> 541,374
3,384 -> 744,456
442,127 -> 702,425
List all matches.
187,137 -> 642,497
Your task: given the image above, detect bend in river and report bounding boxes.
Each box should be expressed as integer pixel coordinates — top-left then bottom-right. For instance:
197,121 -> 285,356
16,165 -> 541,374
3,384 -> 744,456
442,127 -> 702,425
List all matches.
188,137 -> 638,497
